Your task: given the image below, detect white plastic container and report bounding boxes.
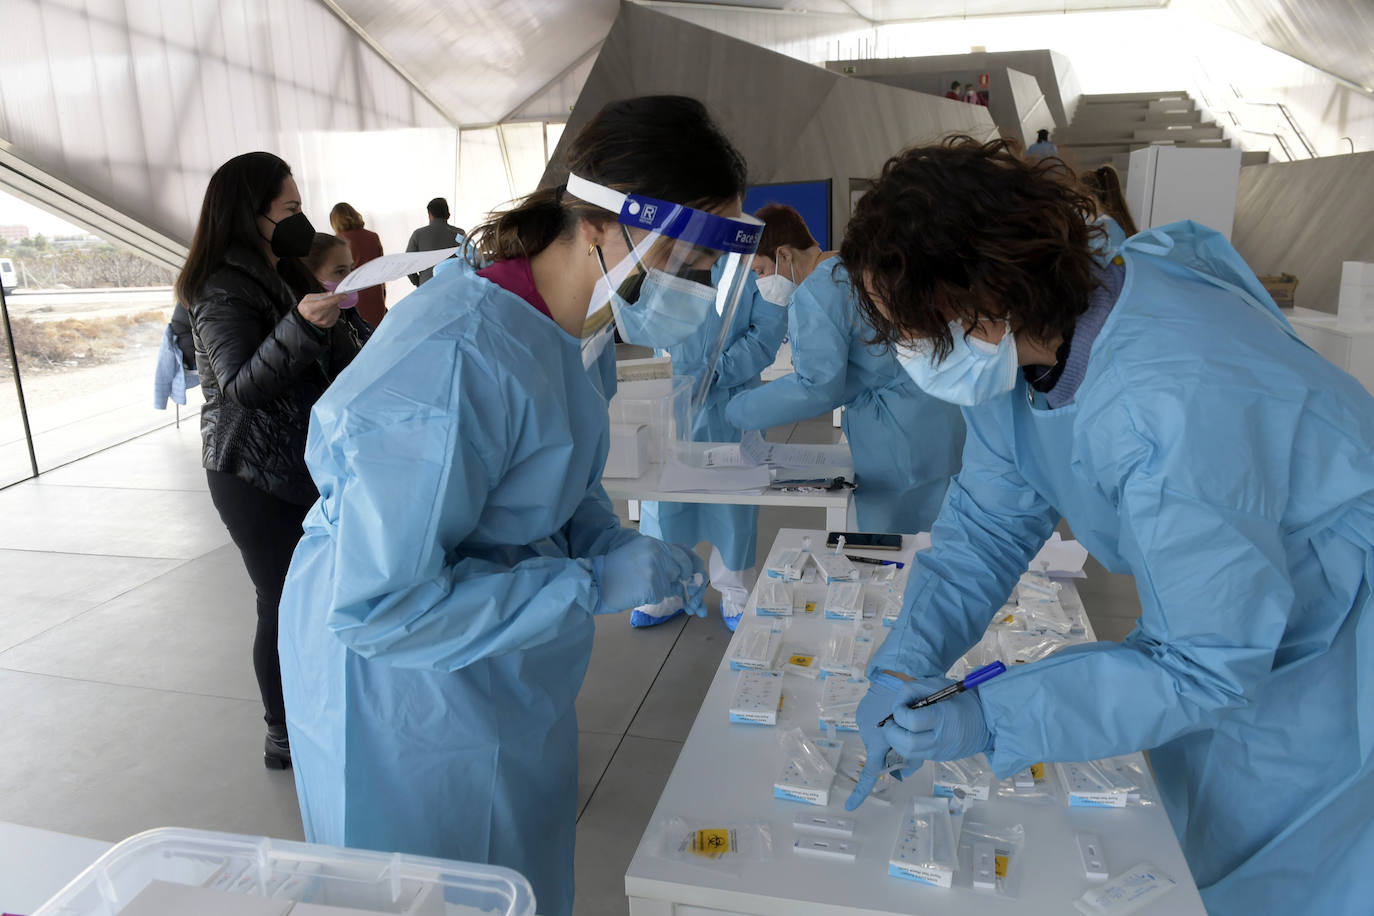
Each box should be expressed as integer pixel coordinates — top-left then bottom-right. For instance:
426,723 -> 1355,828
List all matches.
607,376 -> 692,466
31,827 -> 535,916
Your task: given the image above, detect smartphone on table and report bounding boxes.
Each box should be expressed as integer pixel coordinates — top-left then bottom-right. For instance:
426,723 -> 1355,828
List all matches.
825,531 -> 902,551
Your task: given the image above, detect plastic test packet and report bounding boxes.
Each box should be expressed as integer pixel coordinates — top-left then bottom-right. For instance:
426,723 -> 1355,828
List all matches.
729,619 -> 784,671
1074,863 -> 1178,915
729,670 -> 783,725
1056,756 -> 1155,808
823,580 -> 864,621
957,816 -> 1025,897
774,728 -> 843,806
888,797 -> 959,888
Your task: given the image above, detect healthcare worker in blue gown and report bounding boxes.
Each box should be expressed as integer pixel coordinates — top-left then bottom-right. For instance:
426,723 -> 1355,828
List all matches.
634,269 -> 786,629
843,136 -> 1374,914
277,96 -> 765,916
725,203 -> 965,533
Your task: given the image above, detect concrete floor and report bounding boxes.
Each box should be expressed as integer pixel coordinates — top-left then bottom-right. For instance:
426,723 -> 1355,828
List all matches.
0,412 -> 1143,915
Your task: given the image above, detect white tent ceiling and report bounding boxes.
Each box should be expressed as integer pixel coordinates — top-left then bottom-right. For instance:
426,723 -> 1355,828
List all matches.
326,0 -> 1372,128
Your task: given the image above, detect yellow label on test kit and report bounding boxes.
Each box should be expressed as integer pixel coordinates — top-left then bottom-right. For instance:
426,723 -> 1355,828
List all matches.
1030,762 -> 1045,780
995,853 -> 1009,878
693,829 -> 733,858
804,601 -> 817,614
789,654 -> 814,667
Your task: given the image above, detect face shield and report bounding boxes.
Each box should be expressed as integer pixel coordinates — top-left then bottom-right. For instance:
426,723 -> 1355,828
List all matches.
567,173 -> 763,411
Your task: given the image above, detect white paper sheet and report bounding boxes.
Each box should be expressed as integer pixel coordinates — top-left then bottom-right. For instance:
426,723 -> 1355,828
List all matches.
656,459 -> 771,493
334,247 -> 460,293
730,430 -> 838,470
1030,532 -> 1089,577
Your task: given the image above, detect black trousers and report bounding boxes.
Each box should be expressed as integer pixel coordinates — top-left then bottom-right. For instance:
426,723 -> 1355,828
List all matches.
206,470 -> 309,730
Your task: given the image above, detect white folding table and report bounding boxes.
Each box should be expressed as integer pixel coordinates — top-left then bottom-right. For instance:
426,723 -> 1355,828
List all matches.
624,528 -> 1206,916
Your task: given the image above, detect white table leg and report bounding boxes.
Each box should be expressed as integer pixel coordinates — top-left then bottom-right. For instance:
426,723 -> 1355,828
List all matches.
629,499 -> 640,522
825,503 -> 846,531
628,895 -> 675,915
831,407 -> 842,428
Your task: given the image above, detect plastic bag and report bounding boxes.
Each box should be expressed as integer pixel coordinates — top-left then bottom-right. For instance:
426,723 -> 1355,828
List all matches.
995,760 -> 1062,806
823,579 -> 864,620
1015,571 -> 1073,635
957,816 -> 1025,897
1056,755 -> 1156,808
932,754 -> 994,806
781,646 -> 821,679
833,745 -> 900,807
818,675 -> 866,732
774,727 -> 843,805
766,547 -> 807,581
728,619 -> 783,671
888,797 -> 960,887
819,621 -> 877,678
755,577 -> 795,617
652,816 -> 773,869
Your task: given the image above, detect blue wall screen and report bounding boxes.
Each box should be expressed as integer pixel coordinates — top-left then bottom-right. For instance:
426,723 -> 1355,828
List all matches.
743,179 -> 832,251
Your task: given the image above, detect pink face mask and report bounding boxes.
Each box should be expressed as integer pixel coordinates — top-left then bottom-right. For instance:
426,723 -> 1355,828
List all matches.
322,279 -> 359,310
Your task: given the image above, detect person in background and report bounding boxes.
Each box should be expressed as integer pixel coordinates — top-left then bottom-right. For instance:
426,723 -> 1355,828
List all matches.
405,197 -> 464,286
962,83 -> 982,105
328,202 -> 386,327
842,136 -> 1374,914
1026,128 -> 1059,159
174,152 -> 360,770
945,80 -> 962,101
634,268 -> 786,630
302,232 -> 374,344
1081,163 -> 1139,248
725,203 -> 965,534
277,96 -> 761,916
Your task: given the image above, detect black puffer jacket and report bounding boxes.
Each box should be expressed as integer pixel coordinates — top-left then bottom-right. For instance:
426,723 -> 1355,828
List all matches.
191,245 -> 360,505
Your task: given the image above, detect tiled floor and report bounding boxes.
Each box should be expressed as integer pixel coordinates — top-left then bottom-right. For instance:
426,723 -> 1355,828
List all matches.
0,412 -> 1143,916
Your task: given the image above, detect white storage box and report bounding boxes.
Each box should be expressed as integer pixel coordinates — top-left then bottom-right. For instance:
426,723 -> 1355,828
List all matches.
607,377 -> 692,466
604,423 -> 650,478
31,827 -> 535,916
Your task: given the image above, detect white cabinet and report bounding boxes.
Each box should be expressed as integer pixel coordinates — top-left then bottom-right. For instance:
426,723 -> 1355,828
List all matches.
1126,146 -> 1243,240
1287,307 -> 1374,395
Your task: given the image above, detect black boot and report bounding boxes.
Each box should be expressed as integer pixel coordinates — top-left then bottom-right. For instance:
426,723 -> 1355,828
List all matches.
265,725 -> 291,770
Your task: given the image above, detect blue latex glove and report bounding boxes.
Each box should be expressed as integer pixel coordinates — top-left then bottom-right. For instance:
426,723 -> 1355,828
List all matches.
844,674 -> 910,811
886,677 -> 993,765
591,538 -> 708,615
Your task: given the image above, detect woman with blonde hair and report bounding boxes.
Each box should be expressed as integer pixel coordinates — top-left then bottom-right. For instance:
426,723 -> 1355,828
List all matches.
328,202 -> 386,327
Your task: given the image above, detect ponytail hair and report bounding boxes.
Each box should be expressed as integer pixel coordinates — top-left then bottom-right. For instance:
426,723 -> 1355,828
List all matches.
467,185 -> 607,265
1081,165 -> 1138,237
468,95 -> 747,266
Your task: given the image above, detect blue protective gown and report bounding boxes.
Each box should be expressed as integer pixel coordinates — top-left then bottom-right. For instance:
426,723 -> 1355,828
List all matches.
278,266 -> 643,916
725,260 -> 965,533
639,272 -> 787,571
871,222 -> 1374,913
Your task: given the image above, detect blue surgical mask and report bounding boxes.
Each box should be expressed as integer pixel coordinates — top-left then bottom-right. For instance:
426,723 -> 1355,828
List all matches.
599,258 -> 717,349
896,321 -> 1019,406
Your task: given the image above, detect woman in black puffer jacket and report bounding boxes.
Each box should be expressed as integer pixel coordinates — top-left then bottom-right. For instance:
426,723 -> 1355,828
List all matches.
175,152 -> 360,769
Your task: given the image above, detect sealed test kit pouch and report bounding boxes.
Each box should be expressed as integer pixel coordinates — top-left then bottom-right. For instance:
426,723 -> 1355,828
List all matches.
729,670 -> 784,725
823,579 -> 864,621
755,576 -> 795,616
995,761 -> 1062,805
1074,862 -> 1179,915
933,755 -> 995,805
651,816 -> 774,871
819,620 -> 877,678
888,797 -> 959,888
956,816 -> 1025,897
818,675 -> 867,732
773,727 -> 843,806
729,619 -> 784,671
1056,756 -> 1156,808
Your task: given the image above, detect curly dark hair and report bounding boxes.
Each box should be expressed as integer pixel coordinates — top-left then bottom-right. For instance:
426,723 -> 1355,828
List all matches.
840,136 -> 1104,360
